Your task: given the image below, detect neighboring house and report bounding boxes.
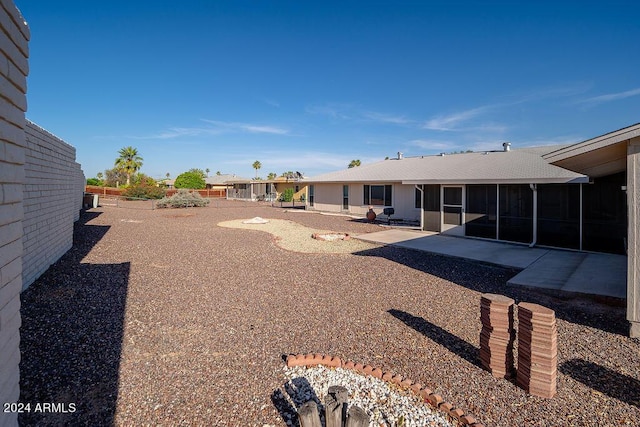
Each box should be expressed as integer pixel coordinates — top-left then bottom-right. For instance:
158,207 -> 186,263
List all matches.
305,123 -> 640,336
205,174 -> 239,190
225,173 -> 308,202
271,174 -> 308,202
225,177 -> 276,201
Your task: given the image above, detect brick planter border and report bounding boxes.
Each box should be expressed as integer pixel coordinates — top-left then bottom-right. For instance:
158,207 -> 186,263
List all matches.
285,353 -> 484,427
311,233 -> 351,241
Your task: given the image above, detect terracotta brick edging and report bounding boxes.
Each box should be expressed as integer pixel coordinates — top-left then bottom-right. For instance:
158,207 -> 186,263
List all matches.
311,233 -> 351,241
285,353 -> 484,427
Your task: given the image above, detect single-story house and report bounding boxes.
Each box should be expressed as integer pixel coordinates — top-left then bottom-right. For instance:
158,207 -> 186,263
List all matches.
225,178 -> 276,201
304,123 -> 640,336
225,173 -> 308,202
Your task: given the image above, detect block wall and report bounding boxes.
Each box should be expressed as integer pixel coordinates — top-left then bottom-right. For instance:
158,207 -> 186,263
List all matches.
0,1 -> 29,426
22,121 -> 84,290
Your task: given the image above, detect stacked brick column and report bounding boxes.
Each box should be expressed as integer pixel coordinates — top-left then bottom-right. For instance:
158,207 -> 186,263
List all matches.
479,294 -> 515,379
516,302 -> 557,398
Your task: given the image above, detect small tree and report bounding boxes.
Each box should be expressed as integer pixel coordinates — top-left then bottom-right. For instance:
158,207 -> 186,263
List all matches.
174,171 -> 206,189
216,171 -> 221,175
252,160 -> 262,178
104,167 -> 129,188
279,188 -> 295,202
267,172 -> 277,180
348,159 -> 361,168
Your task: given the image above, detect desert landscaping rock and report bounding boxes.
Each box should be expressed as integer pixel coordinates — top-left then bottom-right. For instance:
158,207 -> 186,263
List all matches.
18,200 -> 640,426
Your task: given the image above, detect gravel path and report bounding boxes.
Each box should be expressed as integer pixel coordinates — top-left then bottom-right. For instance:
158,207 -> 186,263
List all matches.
19,200 -> 640,426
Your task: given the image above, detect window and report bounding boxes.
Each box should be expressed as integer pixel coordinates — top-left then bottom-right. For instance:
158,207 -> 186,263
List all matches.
415,186 -> 422,209
363,184 -> 392,206
342,185 -> 349,210
308,185 -> 314,207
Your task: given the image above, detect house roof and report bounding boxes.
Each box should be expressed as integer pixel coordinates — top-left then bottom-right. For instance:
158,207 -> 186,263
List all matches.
307,148 -> 589,185
205,174 -> 242,185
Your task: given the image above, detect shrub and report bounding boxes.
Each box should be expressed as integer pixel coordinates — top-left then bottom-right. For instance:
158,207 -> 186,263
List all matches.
86,178 -> 103,186
156,189 -> 210,208
174,171 -> 206,189
122,183 -> 166,200
279,188 -> 294,202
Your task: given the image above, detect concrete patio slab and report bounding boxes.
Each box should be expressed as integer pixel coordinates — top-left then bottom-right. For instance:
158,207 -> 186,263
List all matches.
354,229 -> 627,299
355,229 -> 550,269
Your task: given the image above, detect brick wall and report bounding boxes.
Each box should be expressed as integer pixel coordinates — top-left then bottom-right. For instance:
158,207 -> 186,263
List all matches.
22,121 -> 84,289
0,1 -> 29,426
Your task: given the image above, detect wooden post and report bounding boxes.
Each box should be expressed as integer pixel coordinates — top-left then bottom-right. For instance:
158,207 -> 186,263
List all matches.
325,386 -> 348,427
298,401 -> 321,427
346,406 -> 369,427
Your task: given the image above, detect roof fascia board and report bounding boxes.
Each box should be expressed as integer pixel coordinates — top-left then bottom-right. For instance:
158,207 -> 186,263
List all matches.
402,177 -> 589,185
543,123 -> 640,163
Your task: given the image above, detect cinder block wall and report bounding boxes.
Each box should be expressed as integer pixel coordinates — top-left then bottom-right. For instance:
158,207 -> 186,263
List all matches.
22,121 -> 84,290
0,1 -> 30,426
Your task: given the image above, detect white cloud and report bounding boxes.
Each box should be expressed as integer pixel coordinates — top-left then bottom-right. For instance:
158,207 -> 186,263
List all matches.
305,104 -> 352,120
361,111 -> 413,125
579,87 -> 640,107
407,139 -> 457,150
201,120 -> 289,135
423,106 -> 492,131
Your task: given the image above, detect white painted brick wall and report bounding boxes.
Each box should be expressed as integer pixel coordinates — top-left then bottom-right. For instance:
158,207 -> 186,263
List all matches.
0,2 -> 28,425
22,121 -> 83,290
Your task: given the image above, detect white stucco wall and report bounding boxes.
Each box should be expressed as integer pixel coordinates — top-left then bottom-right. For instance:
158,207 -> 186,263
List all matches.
311,182 -> 420,221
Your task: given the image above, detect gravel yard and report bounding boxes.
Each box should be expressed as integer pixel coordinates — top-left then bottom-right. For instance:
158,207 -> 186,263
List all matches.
19,200 -> 640,426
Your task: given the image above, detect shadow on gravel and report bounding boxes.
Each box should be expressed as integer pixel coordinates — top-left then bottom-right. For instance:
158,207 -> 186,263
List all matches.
19,211 -> 129,426
354,246 -> 628,336
559,359 -> 640,407
388,309 -> 480,368
271,377 -> 322,427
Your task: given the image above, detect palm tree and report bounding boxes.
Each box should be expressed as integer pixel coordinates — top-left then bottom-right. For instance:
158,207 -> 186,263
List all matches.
166,172 -> 170,179
348,159 -> 361,168
252,160 -> 262,178
216,171 -> 221,176
205,168 -> 210,177
114,146 -> 143,186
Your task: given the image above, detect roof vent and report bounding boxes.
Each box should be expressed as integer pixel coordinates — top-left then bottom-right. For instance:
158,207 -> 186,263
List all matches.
502,142 -> 511,152
397,152 -> 403,160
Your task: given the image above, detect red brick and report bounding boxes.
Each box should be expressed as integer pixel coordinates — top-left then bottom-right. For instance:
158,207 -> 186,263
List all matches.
382,372 -> 393,381
450,408 -> 465,420
344,361 -> 355,369
439,402 -> 454,414
354,363 -> 365,373
330,356 -> 342,368
418,388 -> 433,402
286,354 -> 304,367
371,368 -> 383,379
400,378 -> 413,388
410,383 -> 423,393
460,415 -> 478,425
363,365 -> 374,375
391,374 -> 403,385
427,393 -> 443,407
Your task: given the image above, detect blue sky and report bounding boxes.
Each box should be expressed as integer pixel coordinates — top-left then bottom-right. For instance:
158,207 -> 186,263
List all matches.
15,0 -> 640,180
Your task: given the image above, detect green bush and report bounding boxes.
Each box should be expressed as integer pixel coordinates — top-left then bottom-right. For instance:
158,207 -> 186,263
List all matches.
174,171 -> 206,189
279,188 -> 294,202
86,178 -> 103,186
122,183 -> 166,200
156,189 -> 210,208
